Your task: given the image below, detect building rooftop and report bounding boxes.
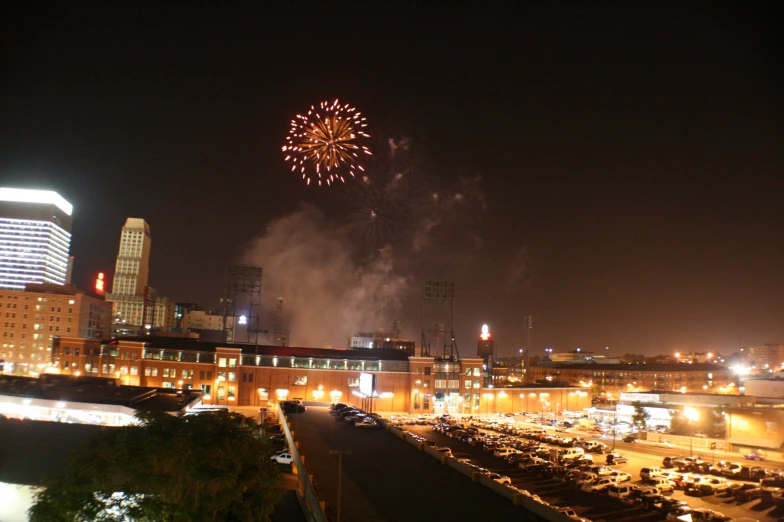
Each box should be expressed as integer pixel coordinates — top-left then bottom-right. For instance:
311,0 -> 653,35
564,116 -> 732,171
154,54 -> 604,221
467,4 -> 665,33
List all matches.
0,374 -> 201,413
547,362 -> 729,371
111,336 -> 413,361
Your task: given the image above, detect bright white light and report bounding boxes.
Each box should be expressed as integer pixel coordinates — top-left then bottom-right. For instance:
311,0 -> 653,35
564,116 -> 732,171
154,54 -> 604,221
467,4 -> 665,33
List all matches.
480,324 -> 490,340
0,187 -> 73,215
238,315 -> 247,325
684,407 -> 699,422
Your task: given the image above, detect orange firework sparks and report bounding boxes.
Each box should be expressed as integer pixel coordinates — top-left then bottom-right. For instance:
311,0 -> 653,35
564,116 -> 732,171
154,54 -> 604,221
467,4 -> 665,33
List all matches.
282,99 -> 372,186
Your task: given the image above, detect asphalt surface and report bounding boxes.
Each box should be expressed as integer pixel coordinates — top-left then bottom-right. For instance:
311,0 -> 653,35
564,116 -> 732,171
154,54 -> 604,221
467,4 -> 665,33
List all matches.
286,406 -> 530,521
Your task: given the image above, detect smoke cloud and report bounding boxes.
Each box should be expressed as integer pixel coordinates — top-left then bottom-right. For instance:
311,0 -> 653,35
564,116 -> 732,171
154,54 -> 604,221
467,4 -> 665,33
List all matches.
243,204 -> 409,348
243,136 -> 526,348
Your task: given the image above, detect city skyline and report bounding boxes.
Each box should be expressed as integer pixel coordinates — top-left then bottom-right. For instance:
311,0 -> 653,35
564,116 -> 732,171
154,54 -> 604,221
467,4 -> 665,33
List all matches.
1,4 -> 782,354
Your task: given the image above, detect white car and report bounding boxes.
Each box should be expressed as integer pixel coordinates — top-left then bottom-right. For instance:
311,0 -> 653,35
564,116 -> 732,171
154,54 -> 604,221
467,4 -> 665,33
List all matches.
270,452 -> 293,465
610,471 -> 632,483
557,508 -> 583,521
485,472 -> 512,485
494,447 -> 521,458
581,477 -> 618,492
654,441 -> 676,448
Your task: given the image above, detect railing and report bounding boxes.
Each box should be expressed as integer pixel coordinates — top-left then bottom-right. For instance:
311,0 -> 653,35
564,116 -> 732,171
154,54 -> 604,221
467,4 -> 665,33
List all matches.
278,403 -> 328,522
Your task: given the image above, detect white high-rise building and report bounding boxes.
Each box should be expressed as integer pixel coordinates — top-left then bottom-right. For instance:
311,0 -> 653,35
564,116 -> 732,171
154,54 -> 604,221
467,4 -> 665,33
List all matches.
0,187 -> 73,290
107,218 -> 151,328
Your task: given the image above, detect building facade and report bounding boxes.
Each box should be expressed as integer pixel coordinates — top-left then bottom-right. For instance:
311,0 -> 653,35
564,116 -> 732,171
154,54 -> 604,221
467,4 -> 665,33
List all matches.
107,218 -> 151,328
182,309 -> 225,331
530,362 -> 736,396
50,336 -> 590,416
0,187 -> 73,290
746,344 -> 784,371
0,285 -> 111,375
153,296 -> 176,329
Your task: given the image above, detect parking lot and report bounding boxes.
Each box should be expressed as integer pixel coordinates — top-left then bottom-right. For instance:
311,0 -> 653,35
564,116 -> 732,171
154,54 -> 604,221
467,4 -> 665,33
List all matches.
398,416 -> 784,522
286,406 -> 529,521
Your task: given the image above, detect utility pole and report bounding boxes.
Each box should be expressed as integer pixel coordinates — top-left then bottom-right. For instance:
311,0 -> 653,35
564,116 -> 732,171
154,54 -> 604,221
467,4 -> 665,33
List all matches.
524,315 -> 533,384
329,449 -> 352,522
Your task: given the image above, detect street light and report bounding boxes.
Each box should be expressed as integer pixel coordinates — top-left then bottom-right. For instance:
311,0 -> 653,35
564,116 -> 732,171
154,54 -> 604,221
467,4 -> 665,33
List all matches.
684,407 -> 700,455
329,450 -> 352,522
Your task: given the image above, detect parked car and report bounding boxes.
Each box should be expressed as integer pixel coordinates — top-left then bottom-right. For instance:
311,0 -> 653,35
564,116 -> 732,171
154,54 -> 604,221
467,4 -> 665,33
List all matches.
356,418 -> 379,428
268,434 -> 287,444
581,477 -> 618,493
647,477 -> 676,492
733,485 -> 763,503
662,456 -> 679,468
641,467 -> 664,481
281,400 -> 306,413
685,484 -> 714,497
739,466 -> 768,481
606,453 -> 628,464
485,472 -> 512,485
270,452 -> 293,465
610,471 -> 632,483
665,506 -> 692,522
607,484 -> 640,499
433,446 -> 453,457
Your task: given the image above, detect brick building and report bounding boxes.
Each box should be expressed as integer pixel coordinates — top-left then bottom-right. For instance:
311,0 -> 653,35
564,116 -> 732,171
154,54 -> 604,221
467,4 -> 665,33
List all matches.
50,336 -> 590,415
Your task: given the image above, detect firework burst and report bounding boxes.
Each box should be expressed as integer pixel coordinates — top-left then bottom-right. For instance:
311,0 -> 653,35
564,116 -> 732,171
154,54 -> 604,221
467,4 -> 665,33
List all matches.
282,99 -> 372,186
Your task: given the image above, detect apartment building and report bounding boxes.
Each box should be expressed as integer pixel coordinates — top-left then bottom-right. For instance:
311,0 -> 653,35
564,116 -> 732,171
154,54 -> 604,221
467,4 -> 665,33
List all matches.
0,284 -> 111,375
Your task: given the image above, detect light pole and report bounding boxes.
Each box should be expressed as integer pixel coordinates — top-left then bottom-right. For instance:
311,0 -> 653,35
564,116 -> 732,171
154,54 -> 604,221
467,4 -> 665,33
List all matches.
612,411 -> 617,451
519,348 -> 524,383
329,450 -> 352,522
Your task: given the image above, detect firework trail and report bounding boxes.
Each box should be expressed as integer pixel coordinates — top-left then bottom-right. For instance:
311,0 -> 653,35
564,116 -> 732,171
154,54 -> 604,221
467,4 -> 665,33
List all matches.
282,99 -> 372,186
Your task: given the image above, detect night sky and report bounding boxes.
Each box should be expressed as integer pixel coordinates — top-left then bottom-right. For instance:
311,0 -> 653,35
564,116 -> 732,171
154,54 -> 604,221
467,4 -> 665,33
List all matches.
2,4 -> 782,355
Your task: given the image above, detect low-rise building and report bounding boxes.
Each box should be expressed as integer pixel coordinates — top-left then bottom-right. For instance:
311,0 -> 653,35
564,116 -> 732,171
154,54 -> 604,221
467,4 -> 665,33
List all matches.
0,373 -> 202,426
48,336 -> 591,416
530,362 -> 735,396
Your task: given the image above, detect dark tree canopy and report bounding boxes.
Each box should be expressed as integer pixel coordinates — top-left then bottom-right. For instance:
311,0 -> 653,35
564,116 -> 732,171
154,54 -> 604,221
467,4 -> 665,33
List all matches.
29,411 -> 284,522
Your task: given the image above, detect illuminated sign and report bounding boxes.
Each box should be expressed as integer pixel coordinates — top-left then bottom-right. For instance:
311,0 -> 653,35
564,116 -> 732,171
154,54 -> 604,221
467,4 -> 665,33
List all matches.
480,324 -> 490,341
359,372 -> 376,396
94,272 -> 106,295
238,315 -> 247,325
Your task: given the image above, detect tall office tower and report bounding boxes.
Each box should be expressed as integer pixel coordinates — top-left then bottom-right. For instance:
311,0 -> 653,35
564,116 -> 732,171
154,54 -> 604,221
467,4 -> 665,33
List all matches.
107,218 -> 151,329
0,187 -> 73,290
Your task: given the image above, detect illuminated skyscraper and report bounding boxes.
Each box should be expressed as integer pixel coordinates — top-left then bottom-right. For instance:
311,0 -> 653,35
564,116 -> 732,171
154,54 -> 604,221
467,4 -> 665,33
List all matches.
107,218 -> 151,328
0,187 -> 73,290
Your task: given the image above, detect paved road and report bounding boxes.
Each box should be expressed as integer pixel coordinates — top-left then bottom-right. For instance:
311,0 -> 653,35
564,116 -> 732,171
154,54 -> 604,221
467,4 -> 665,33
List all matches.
287,406 -> 530,521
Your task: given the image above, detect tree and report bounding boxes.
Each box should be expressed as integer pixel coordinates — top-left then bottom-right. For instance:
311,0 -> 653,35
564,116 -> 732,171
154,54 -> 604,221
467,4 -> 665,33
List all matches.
631,401 -> 650,431
29,411 -> 284,522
